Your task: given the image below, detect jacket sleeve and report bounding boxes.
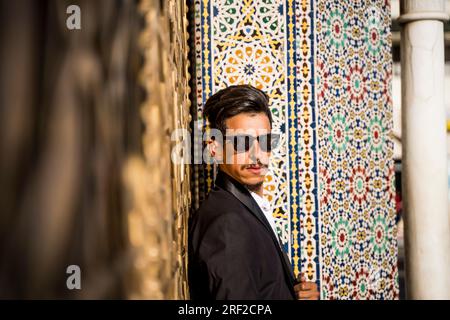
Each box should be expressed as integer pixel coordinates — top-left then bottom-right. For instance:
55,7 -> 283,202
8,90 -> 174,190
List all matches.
198,212 -> 261,299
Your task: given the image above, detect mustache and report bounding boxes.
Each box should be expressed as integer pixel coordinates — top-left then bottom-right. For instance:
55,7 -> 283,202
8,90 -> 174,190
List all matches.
241,163 -> 269,170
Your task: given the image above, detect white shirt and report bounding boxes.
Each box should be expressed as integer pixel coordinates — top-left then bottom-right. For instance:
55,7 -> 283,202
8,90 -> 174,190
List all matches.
249,191 -> 279,240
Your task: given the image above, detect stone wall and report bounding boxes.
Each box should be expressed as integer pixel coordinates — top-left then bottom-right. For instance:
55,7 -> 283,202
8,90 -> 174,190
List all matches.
0,0 -> 191,299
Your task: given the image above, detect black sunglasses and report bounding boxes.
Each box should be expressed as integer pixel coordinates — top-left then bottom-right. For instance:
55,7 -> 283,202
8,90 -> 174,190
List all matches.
224,133 -> 281,153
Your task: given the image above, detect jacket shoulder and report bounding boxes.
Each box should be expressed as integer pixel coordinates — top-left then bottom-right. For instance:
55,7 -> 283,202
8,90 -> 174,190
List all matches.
193,187 -> 243,221
189,186 -> 253,245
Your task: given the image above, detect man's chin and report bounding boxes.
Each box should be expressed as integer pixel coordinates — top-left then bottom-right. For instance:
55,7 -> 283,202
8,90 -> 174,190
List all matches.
240,175 -> 265,187
244,181 -> 264,193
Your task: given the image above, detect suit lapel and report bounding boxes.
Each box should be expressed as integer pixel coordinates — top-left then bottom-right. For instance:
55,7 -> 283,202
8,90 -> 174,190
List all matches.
214,171 -> 296,296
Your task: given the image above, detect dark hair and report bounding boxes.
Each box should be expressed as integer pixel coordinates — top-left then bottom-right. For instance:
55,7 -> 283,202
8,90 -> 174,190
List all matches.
203,85 -> 272,134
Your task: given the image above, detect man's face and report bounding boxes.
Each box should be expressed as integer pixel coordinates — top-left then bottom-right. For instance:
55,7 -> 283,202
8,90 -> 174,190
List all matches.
215,112 -> 273,189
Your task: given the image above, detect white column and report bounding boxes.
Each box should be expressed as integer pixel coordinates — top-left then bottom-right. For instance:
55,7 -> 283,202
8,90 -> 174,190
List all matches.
399,0 -> 450,299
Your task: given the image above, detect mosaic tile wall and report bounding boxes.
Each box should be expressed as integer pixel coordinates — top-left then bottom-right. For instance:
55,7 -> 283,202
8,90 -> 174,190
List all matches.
315,0 -> 398,299
189,0 -> 399,299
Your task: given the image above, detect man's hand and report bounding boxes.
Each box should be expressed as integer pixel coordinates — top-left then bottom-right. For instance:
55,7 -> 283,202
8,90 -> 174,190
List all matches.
294,273 -> 320,300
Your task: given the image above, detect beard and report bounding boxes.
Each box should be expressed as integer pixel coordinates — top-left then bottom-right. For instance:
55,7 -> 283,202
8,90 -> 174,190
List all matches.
241,160 -> 268,192
243,181 -> 264,193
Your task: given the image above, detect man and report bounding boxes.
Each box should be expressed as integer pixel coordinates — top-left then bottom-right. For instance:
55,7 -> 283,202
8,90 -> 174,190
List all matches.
188,85 -> 319,300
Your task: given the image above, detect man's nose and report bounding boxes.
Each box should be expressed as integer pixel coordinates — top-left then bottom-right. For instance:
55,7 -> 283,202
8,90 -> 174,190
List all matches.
249,139 -> 263,161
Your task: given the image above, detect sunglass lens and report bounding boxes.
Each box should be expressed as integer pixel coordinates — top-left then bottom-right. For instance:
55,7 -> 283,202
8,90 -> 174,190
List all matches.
259,133 -> 280,152
233,135 -> 252,153
271,133 -> 280,151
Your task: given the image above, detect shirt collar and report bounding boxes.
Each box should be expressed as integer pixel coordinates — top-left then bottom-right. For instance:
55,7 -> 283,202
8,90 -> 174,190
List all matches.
249,191 -> 271,213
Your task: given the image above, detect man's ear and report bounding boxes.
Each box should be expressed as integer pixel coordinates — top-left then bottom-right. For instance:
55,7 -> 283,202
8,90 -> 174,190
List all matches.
207,139 -> 219,158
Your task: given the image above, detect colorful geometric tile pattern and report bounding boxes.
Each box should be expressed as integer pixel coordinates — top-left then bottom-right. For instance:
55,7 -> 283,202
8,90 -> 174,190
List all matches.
315,0 -> 398,299
189,0 -> 399,299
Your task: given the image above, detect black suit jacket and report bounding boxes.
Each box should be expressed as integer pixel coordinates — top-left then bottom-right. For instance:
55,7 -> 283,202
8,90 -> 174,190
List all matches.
188,170 -> 297,300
